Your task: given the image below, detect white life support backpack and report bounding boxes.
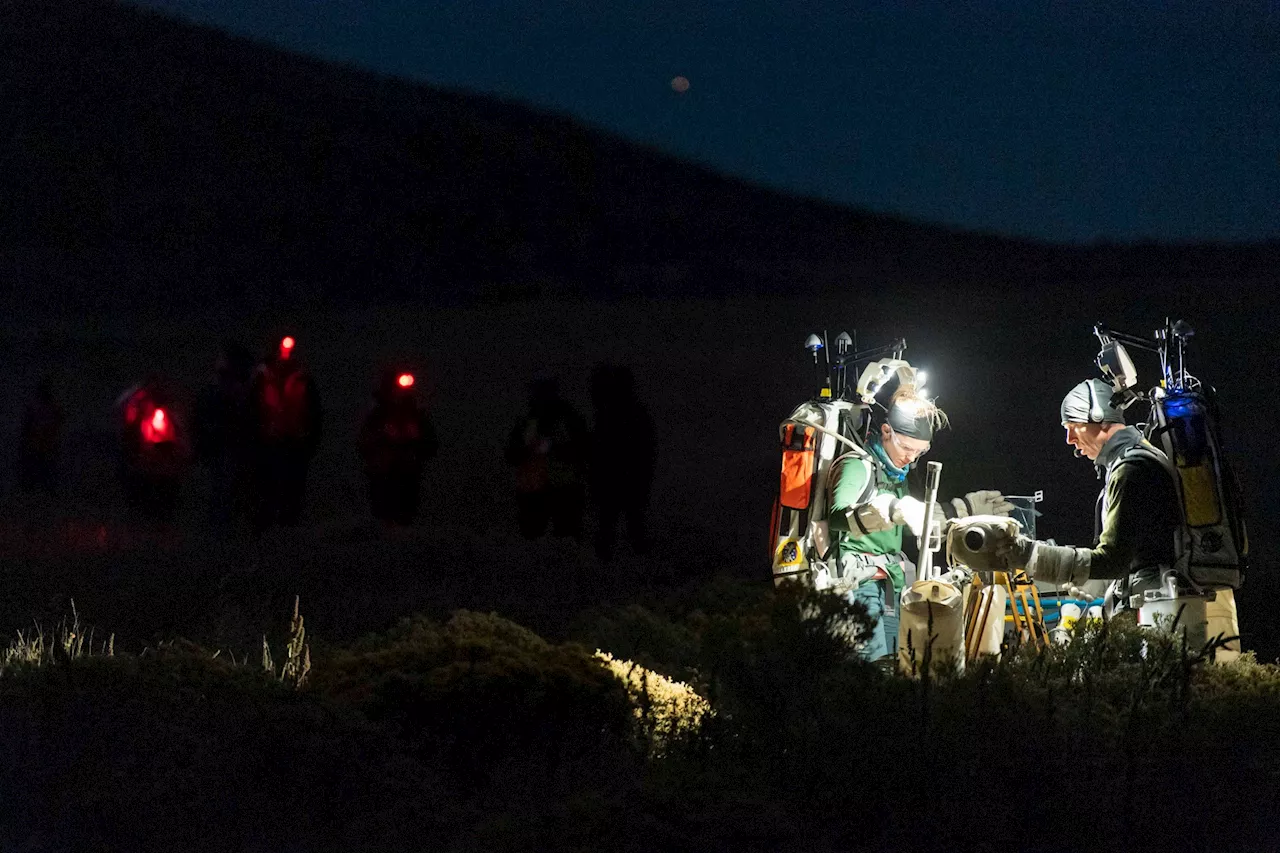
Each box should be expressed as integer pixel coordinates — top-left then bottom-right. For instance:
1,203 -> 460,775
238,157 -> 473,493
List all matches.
1141,387 -> 1248,591
768,399 -> 871,587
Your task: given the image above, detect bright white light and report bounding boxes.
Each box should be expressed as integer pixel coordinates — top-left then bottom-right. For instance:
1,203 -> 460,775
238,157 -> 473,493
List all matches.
916,370 -> 928,386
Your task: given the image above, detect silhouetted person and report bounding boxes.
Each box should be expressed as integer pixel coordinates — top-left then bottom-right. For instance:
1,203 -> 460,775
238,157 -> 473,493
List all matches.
18,377 -> 65,497
249,337 -> 323,530
590,364 -> 656,562
359,368 -> 438,526
195,342 -> 255,528
505,378 -> 587,540
115,375 -> 189,520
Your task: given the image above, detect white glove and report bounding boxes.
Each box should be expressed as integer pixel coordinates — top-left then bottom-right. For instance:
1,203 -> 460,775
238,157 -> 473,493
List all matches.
950,490 -> 1015,517
852,494 -> 898,534
1026,542 -> 1091,586
871,495 -> 946,539
893,495 -> 928,538
855,495 -> 948,539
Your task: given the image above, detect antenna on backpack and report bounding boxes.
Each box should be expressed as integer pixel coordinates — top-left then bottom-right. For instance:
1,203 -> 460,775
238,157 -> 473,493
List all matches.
1171,319 -> 1194,389
805,334 -> 826,400
823,330 -> 832,394
834,331 -> 853,398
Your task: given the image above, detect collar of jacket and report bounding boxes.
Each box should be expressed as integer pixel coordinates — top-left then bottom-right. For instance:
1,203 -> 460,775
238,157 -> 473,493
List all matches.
869,437 -> 910,483
1095,425 -> 1145,476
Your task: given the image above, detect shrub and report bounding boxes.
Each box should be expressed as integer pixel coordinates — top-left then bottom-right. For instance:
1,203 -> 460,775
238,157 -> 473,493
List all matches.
573,602 -> 703,684
595,650 -> 711,754
310,610 -> 637,786
576,581 -> 1280,851
0,644 -> 453,852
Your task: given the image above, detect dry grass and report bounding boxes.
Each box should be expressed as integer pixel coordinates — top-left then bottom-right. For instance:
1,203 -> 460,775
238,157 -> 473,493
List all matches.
1,600 -> 113,674
2,595 -> 312,695
261,595 -> 312,689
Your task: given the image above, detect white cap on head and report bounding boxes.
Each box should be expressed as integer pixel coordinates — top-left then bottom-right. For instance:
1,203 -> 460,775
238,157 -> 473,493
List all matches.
1060,379 -> 1125,426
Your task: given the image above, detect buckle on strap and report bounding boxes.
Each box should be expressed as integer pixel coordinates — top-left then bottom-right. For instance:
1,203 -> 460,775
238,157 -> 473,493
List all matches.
837,552 -> 905,582
844,551 -> 903,568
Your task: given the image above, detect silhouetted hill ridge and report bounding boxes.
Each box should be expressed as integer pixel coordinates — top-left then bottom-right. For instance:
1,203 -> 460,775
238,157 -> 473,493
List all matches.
1,0 -> 1276,313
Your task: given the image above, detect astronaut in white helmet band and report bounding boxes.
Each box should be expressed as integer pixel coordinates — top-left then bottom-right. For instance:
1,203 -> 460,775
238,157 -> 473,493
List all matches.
826,381 -> 1015,660
999,379 -> 1182,612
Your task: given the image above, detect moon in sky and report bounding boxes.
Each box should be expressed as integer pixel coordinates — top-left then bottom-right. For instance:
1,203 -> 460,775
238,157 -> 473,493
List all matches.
670,76 -> 690,93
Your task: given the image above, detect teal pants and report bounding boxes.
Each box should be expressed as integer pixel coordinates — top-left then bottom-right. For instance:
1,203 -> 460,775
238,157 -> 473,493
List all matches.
850,579 -> 899,661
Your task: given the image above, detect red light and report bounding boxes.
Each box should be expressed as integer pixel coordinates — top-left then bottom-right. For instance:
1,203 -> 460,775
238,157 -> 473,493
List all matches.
397,373 -> 415,388
141,407 -> 173,443
280,336 -> 295,359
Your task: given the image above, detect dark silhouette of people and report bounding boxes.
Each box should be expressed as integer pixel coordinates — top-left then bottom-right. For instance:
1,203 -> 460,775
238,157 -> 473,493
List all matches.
248,337 -> 323,530
589,364 -> 656,562
115,375 -> 189,520
359,368 -> 438,526
194,342 -> 255,528
18,377 -> 65,497
505,378 -> 588,540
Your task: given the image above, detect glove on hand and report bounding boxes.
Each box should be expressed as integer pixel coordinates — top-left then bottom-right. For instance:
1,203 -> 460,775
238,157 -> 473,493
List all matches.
857,495 -> 948,539
1027,543 -> 1092,586
889,495 -> 947,539
853,494 -> 898,534
951,490 -> 1015,518
997,536 -> 1091,584
996,533 -> 1038,570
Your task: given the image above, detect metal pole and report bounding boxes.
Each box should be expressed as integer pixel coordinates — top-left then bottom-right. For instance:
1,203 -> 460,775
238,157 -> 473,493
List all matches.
917,461 -> 943,582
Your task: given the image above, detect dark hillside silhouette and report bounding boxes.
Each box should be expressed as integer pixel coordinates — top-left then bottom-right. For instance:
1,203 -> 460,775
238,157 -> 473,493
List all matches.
2,0 -> 1277,316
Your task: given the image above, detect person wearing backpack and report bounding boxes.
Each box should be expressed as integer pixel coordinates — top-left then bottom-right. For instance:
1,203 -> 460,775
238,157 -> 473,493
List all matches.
998,378 -> 1182,616
359,368 -> 438,526
115,375 -> 190,520
505,378 -> 588,540
249,337 -> 323,529
826,384 -> 1013,661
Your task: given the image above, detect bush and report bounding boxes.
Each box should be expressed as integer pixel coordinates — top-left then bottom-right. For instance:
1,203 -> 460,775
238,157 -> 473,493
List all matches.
311,611 -> 637,787
573,602 -> 704,684
0,644 -> 453,853
575,580 -> 878,737
11,579 -> 1280,851
579,582 -> 1280,851
595,650 -> 711,755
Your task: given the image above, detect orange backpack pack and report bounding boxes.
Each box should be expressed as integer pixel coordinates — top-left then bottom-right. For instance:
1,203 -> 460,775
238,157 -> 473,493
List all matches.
768,333 -> 915,588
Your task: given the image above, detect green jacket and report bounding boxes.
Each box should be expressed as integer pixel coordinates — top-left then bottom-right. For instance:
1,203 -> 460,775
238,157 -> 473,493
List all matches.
826,448 -> 911,591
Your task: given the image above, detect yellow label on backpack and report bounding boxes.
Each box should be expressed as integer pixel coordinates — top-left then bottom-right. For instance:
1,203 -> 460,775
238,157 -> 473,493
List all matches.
1178,462 -> 1221,527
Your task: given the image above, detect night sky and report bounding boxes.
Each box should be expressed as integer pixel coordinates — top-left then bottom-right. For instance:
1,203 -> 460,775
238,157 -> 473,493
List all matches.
125,0 -> 1279,244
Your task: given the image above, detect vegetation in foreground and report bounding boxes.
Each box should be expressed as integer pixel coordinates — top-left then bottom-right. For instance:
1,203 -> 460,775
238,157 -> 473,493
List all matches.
0,580 -> 1275,852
